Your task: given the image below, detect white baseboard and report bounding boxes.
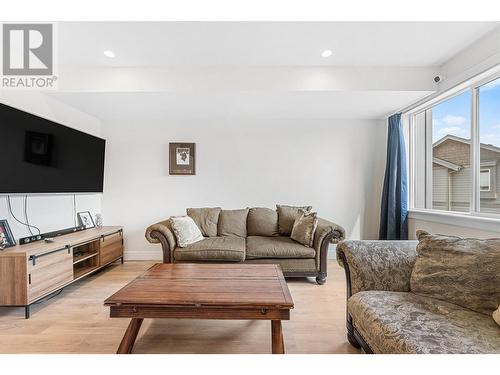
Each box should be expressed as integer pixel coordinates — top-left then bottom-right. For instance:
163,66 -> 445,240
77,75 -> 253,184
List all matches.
124,250 -> 162,261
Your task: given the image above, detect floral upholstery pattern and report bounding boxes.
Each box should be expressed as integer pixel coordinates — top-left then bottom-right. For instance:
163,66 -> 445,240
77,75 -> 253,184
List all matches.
349,291 -> 500,354
336,240 -> 418,295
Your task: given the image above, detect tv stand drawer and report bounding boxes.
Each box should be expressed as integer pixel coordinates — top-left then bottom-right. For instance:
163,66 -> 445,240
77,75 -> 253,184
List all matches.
100,232 -> 123,265
28,247 -> 73,302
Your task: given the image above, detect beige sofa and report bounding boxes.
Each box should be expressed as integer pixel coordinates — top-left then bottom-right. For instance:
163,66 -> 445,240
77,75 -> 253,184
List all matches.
145,206 -> 345,284
337,240 -> 500,354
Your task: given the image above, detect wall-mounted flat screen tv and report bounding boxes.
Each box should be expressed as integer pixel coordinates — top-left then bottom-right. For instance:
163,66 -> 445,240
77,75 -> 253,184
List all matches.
0,102 -> 105,194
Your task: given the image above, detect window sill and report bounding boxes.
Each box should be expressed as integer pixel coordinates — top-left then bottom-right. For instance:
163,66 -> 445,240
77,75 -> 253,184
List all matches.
408,209 -> 500,233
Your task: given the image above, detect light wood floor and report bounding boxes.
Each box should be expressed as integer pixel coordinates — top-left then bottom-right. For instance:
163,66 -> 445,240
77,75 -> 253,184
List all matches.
0,260 -> 359,354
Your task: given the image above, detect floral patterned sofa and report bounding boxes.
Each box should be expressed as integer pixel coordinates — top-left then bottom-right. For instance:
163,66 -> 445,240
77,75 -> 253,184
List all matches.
336,240 -> 500,354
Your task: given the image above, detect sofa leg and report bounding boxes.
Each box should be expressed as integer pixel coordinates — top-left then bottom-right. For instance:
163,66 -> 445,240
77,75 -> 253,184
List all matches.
315,273 -> 326,285
347,330 -> 361,349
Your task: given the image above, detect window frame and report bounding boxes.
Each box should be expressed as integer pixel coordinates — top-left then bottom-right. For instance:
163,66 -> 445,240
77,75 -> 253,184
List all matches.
406,69 -> 500,220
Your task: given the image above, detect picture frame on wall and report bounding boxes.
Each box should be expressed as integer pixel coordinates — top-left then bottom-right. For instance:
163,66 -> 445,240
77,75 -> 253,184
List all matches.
77,211 -> 95,229
169,142 -> 196,175
0,220 -> 16,250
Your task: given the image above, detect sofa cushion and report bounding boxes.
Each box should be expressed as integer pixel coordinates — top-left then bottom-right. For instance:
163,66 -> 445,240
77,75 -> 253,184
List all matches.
174,236 -> 245,262
290,211 -> 318,247
247,207 -> 279,236
186,207 -> 221,237
348,291 -> 500,354
246,236 -> 315,259
276,205 -> 312,236
410,231 -> 500,315
217,208 -> 249,237
169,216 -> 204,248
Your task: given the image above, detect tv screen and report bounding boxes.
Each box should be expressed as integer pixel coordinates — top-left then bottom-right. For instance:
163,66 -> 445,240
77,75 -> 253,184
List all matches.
0,103 -> 105,194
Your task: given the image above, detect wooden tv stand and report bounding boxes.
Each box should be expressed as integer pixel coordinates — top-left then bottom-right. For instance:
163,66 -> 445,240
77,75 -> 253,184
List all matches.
0,226 -> 123,319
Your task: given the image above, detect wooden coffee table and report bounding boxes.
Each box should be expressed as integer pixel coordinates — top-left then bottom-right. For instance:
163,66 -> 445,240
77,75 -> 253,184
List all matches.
104,263 -> 294,354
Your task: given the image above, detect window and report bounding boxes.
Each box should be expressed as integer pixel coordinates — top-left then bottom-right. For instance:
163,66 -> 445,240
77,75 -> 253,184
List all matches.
480,169 -> 491,191
409,72 -> 500,217
478,76 -> 500,211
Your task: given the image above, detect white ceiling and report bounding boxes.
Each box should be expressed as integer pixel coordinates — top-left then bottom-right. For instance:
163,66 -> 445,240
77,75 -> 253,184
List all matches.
46,22 -> 499,120
58,22 -> 498,67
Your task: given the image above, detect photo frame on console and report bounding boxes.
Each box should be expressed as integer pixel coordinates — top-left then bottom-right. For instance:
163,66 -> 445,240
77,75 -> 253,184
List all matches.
169,142 -> 196,175
0,220 -> 16,249
77,211 -> 95,229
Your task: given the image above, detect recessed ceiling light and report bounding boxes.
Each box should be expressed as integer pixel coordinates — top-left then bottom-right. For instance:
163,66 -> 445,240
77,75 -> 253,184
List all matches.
103,50 -> 115,58
321,49 -> 333,58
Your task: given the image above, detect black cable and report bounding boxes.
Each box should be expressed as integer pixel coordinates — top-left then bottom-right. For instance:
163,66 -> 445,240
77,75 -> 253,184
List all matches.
25,195 -> 41,235
7,196 -> 41,235
24,195 -> 34,236
73,194 -> 77,227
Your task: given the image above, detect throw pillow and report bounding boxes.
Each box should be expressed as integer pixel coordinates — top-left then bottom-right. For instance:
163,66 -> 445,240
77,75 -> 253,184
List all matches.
276,204 -> 312,236
170,216 -> 204,248
290,211 -> 318,247
247,207 -> 279,237
186,207 -> 221,237
410,230 -> 500,315
217,208 -> 249,237
493,306 -> 500,326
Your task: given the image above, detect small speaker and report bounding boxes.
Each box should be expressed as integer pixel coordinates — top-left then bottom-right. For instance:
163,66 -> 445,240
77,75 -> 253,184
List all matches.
434,75 -> 442,83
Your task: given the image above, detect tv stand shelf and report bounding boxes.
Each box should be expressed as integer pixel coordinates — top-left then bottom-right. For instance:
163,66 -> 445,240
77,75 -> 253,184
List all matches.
0,226 -> 123,319
73,252 -> 99,265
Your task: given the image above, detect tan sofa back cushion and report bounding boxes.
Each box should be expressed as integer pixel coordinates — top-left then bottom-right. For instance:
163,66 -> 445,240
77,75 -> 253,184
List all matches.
276,204 -> 312,236
186,207 -> 221,237
410,231 -> 500,315
247,207 -> 279,237
217,208 -> 249,237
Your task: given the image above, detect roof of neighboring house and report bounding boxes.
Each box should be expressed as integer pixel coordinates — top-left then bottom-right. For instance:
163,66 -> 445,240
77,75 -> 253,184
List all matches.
433,157 -> 462,171
433,134 -> 500,154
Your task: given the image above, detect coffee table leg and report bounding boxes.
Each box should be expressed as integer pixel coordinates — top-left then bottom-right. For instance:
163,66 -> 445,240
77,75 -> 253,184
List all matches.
117,318 -> 143,354
271,320 -> 285,354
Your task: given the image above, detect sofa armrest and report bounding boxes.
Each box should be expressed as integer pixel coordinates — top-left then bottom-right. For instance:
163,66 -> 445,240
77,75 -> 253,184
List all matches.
313,218 -> 346,281
314,218 -> 346,249
336,240 -> 418,297
145,219 -> 177,263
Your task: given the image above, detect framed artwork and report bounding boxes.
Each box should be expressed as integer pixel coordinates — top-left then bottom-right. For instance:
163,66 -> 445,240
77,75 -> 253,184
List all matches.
24,131 -> 53,166
0,220 -> 16,250
169,143 -> 195,175
77,211 -> 95,229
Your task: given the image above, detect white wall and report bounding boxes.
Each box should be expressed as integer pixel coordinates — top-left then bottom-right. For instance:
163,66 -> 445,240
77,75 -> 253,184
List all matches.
101,118 -> 386,260
0,92 -> 102,240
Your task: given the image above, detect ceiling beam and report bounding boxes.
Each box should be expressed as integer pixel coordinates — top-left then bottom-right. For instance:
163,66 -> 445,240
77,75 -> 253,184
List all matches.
56,66 -> 438,93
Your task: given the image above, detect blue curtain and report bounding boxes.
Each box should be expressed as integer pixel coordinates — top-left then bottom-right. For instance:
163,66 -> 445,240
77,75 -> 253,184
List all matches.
379,113 -> 408,240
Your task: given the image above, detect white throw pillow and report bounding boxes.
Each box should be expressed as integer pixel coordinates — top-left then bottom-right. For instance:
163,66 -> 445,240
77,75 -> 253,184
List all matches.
170,216 -> 204,247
